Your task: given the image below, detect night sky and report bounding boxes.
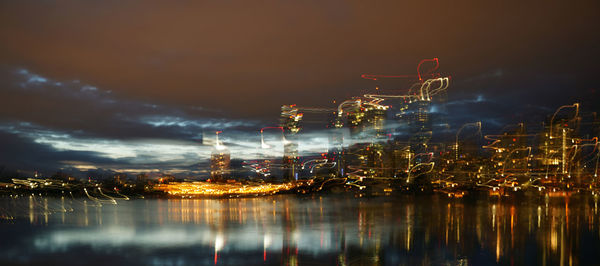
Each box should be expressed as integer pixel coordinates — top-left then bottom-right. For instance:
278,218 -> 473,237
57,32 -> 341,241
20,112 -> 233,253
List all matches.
1,1 -> 599,177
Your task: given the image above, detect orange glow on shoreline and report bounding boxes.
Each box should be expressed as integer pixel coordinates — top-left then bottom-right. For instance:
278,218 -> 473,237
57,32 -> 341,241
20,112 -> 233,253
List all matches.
155,181 -> 297,197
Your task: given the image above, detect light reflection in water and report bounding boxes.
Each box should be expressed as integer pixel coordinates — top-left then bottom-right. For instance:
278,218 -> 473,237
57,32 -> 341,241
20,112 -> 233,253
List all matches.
0,195 -> 599,265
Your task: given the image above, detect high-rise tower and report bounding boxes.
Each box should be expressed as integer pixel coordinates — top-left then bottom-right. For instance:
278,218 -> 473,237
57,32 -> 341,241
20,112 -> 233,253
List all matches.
210,131 -> 230,182
280,105 -> 303,181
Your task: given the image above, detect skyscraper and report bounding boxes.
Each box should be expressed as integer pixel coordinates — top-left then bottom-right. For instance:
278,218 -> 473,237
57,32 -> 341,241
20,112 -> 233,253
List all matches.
280,105 -> 302,181
408,100 -> 432,154
210,132 -> 230,182
210,147 -> 230,182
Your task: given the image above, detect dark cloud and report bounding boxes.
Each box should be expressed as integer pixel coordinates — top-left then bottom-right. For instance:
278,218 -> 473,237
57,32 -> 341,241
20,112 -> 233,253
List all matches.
0,67 -> 257,141
0,130 -> 115,176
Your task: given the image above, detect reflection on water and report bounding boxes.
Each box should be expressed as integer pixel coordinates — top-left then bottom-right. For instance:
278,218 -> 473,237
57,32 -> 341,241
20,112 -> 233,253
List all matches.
1,195 -> 600,265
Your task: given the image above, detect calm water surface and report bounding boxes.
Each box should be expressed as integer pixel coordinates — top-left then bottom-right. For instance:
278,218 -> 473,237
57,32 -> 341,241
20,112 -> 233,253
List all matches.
1,195 -> 599,265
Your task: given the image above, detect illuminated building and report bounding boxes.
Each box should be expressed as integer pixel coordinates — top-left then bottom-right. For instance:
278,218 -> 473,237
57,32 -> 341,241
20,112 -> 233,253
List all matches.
484,123 -> 530,174
454,122 -> 482,161
280,105 -> 302,134
282,142 -> 298,181
343,142 -> 386,179
538,104 -> 580,179
210,131 -> 230,182
538,125 -> 576,179
346,101 -> 387,139
328,129 -> 344,177
385,142 -> 411,178
280,105 -> 303,181
335,97 -> 388,138
366,106 -> 387,139
334,98 -> 389,179
406,100 -> 432,154
259,127 -> 288,181
387,99 -> 433,181
210,148 -> 230,182
344,101 -> 365,137
363,143 -> 385,178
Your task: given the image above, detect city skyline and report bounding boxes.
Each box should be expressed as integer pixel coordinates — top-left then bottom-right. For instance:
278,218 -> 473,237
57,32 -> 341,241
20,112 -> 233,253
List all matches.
2,2 -> 600,266
1,1 -> 599,178
1,62 -> 598,178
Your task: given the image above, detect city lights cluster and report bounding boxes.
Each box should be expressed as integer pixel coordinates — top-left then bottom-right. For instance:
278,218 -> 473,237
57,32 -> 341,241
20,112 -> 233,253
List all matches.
4,58 -> 599,200
154,182 -> 297,197
201,58 -> 599,198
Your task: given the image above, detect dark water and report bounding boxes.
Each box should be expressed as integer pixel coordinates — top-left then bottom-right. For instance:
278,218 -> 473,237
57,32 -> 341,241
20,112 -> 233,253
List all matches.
1,195 -> 600,266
